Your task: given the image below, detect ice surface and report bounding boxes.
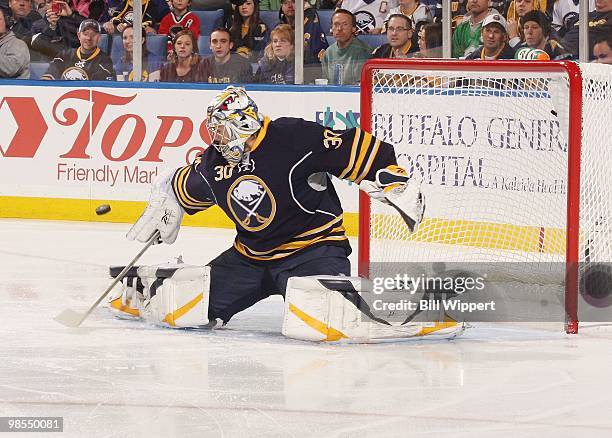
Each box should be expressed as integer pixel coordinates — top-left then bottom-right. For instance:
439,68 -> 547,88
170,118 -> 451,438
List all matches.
1,219 -> 612,437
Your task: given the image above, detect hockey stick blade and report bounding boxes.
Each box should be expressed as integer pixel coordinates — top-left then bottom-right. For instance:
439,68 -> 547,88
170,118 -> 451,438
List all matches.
53,230 -> 161,328
54,308 -> 87,328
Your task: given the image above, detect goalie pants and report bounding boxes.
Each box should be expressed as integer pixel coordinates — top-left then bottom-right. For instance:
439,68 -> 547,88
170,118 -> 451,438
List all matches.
208,245 -> 351,323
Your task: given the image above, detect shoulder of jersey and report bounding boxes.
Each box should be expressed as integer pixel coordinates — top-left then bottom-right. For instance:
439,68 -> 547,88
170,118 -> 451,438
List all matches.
270,117 -> 305,130
198,145 -> 223,168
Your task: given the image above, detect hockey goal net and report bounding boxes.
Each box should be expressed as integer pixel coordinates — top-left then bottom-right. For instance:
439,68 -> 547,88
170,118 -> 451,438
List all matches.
359,60 -> 612,334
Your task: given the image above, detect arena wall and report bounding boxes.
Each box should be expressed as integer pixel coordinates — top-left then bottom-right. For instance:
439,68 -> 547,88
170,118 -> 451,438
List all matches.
0,81 -> 362,235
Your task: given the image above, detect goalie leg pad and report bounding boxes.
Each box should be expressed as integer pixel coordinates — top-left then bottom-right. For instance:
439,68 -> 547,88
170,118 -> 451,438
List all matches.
137,264 -> 211,328
283,276 -> 464,343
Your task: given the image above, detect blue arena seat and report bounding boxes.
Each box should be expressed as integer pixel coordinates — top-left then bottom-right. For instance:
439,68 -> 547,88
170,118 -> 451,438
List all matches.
98,34 -> 111,54
259,11 -> 279,32
359,34 -> 388,49
29,62 -> 50,80
146,35 -> 169,58
192,9 -> 225,36
110,35 -> 123,65
318,9 -> 333,34
110,35 -> 169,66
198,35 -> 212,56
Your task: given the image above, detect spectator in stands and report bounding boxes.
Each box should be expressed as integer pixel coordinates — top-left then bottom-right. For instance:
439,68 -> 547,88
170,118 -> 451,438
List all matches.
117,24 -> 161,81
160,28 -> 205,81
229,0 -> 268,62
552,0 -> 594,38
70,0 -> 106,19
518,10 -> 571,59
278,0 -> 328,80
322,9 -> 371,84
452,0 -> 494,58
377,0 -> 432,36
34,0 -> 51,15
414,21 -> 442,57
0,6 -> 30,78
260,0 -> 279,9
109,0 -> 170,35
158,0 -> 201,56
593,33 -> 612,64
255,23 -> 294,82
562,0 -> 612,59
434,0 -> 469,24
191,0 -> 231,29
7,0 -> 46,55
36,0 -> 89,57
200,27 -> 253,82
341,0 -> 397,34
466,12 -> 515,58
42,18 -> 116,79
506,0 -> 547,47
371,13 -> 418,57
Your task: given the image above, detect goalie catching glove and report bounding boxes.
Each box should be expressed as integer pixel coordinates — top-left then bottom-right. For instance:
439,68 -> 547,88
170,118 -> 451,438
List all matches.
359,167 -> 425,233
127,168 -> 184,244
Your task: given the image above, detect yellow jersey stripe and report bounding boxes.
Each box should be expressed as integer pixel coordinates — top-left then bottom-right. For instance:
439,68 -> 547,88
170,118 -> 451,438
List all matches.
249,117 -> 271,153
174,167 -> 213,210
355,139 -> 382,184
180,171 -> 214,209
338,129 -> 362,179
234,235 -> 348,261
347,132 -> 373,182
236,225 -> 346,256
294,215 -> 343,238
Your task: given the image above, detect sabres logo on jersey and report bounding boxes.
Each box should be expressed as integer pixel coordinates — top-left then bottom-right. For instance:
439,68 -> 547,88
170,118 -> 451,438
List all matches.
124,11 -> 134,24
354,11 -> 376,33
62,66 -> 89,80
227,176 -> 276,231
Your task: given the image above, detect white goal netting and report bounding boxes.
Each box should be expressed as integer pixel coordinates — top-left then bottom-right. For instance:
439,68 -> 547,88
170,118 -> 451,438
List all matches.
361,61 -> 612,330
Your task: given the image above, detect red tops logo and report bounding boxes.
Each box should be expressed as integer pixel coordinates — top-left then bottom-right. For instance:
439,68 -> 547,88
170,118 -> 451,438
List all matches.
0,90 -> 212,163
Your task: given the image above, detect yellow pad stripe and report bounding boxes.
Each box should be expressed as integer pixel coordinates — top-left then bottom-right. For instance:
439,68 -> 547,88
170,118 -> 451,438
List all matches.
110,297 -> 140,317
289,303 -> 347,341
162,293 -> 203,327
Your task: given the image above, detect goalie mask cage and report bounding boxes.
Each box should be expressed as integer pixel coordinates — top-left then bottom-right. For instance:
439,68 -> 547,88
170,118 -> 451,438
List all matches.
358,59 -> 612,334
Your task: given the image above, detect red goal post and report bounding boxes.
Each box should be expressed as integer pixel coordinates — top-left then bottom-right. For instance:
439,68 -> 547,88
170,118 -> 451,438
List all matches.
358,59 -> 596,334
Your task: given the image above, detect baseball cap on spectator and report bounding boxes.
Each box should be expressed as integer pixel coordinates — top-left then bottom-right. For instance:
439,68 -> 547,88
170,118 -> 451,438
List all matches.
482,14 -> 508,33
520,10 -> 551,37
78,19 -> 102,33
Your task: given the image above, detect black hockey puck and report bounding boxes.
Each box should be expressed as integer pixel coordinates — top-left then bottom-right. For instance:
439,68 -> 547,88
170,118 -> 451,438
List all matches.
96,204 -> 111,215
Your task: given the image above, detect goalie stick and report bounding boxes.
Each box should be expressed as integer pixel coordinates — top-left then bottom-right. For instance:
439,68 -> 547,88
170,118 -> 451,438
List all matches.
54,230 -> 161,328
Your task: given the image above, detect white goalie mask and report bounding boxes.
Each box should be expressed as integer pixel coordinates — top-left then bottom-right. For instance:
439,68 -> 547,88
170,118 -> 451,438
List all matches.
206,86 -> 264,166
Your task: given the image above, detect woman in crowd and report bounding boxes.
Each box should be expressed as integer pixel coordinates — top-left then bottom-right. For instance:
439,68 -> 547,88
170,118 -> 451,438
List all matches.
160,29 -> 205,82
255,23 -> 294,83
506,0 -> 549,46
117,24 -> 162,81
414,21 -> 442,57
277,0 -> 327,81
229,0 -> 269,62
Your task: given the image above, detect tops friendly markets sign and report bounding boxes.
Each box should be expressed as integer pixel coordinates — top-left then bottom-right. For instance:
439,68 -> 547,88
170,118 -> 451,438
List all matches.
0,84 -> 360,206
